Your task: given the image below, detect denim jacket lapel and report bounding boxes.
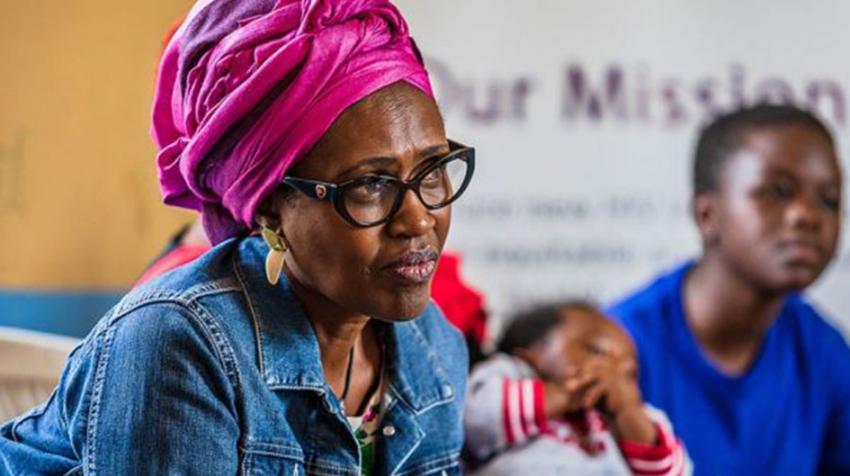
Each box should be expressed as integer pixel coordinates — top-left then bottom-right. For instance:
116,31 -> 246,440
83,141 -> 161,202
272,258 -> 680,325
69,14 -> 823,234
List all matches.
378,313 -> 457,474
385,318 -> 456,414
232,237 -> 326,391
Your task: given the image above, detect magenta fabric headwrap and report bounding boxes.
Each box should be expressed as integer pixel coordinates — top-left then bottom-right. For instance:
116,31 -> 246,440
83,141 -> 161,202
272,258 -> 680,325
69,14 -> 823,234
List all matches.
152,0 -> 433,243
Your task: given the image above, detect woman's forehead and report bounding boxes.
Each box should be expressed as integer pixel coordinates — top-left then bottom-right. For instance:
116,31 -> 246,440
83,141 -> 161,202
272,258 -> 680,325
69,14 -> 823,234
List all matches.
333,83 -> 444,150
295,85 -> 447,178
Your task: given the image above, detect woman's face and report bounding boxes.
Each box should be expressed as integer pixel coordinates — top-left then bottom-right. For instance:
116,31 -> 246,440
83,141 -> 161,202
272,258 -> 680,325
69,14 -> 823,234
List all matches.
277,82 -> 451,321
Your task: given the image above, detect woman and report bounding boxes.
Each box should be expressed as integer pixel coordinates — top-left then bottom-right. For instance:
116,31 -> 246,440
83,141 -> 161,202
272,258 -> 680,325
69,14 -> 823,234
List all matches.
0,1 -> 475,474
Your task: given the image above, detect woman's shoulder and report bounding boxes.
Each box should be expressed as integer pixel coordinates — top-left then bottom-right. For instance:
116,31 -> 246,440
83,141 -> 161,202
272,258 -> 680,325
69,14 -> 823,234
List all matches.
83,238 -> 261,385
87,291 -> 245,391
125,238 -> 244,308
109,237 -> 260,340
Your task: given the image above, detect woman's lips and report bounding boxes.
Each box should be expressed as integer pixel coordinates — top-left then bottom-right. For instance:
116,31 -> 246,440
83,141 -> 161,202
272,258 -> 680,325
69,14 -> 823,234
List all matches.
384,248 -> 439,284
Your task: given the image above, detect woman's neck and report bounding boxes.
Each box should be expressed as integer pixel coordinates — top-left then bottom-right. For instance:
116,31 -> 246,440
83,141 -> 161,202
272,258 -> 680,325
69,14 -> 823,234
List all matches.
284,267 -> 383,414
683,255 -> 785,375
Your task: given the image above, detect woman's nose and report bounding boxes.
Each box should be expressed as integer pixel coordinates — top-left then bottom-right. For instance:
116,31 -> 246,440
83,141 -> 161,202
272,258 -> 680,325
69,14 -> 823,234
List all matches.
387,188 -> 436,238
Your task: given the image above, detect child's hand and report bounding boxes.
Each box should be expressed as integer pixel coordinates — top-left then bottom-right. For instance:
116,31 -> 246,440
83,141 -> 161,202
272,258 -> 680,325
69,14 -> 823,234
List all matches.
542,356 -> 635,416
542,379 -> 583,417
564,355 -> 641,415
563,355 -> 658,444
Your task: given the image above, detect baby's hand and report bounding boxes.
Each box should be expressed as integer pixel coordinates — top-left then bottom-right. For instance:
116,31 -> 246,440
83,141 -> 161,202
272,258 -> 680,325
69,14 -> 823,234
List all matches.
564,356 -> 657,444
563,354 -> 641,415
542,379 -> 585,417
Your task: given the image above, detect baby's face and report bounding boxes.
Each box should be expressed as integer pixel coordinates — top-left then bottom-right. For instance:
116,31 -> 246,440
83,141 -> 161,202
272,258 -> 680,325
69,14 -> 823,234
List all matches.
529,308 -> 637,381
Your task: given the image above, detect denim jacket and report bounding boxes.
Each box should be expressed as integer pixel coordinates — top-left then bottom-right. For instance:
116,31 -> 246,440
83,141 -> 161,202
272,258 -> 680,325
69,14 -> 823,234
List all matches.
0,237 -> 468,475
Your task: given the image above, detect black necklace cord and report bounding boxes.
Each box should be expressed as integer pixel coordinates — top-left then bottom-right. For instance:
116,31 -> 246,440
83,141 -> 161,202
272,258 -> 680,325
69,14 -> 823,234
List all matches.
339,346 -> 355,402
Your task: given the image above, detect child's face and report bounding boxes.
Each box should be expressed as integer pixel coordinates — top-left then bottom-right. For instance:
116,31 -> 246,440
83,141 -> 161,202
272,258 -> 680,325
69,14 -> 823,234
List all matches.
525,308 -> 636,382
706,124 -> 842,292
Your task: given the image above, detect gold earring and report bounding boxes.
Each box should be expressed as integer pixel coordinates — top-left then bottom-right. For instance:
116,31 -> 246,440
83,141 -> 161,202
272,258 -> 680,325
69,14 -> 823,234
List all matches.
261,225 -> 287,285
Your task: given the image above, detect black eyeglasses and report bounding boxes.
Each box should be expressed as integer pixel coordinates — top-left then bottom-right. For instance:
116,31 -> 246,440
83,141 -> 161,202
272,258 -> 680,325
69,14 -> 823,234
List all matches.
283,140 -> 475,227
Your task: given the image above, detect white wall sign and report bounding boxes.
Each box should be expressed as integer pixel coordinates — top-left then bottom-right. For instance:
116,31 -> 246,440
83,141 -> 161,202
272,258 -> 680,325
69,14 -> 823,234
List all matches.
396,0 -> 850,337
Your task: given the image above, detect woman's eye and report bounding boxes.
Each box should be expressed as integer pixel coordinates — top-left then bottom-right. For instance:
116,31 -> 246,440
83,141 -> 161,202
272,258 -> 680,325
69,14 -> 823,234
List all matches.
365,180 -> 389,193
348,178 -> 392,203
421,166 -> 445,187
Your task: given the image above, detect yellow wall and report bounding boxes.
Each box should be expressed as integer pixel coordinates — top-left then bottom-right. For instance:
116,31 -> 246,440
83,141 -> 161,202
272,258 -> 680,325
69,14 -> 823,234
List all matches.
0,1 -> 196,289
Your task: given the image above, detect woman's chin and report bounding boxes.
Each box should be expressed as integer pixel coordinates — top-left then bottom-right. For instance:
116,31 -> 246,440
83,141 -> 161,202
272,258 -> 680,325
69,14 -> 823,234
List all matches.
371,287 -> 432,322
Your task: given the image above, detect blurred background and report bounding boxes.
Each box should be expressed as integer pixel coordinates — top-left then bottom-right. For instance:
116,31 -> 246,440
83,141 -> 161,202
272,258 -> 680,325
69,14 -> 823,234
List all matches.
2,0 -> 849,340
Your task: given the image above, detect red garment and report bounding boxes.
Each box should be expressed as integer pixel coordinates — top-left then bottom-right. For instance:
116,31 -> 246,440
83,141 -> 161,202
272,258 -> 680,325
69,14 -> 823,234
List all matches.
133,244 -> 209,288
136,245 -> 488,345
430,251 -> 488,344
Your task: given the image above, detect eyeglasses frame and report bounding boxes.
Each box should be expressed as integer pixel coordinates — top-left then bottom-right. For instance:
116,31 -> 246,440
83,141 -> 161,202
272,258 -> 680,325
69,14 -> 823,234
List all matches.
282,140 -> 475,228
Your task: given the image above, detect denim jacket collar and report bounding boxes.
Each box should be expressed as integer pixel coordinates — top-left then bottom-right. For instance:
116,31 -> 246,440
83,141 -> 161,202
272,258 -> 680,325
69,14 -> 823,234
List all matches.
233,237 -> 455,412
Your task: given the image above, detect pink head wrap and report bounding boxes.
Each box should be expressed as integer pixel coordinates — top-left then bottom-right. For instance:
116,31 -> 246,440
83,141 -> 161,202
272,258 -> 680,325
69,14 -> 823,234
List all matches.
152,0 -> 433,243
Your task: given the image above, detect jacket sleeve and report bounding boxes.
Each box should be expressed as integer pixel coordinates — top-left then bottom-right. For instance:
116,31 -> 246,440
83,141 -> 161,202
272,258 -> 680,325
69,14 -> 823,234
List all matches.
0,302 -> 243,476
618,406 -> 691,476
1,340 -> 89,475
82,302 -> 241,475
463,355 -> 548,462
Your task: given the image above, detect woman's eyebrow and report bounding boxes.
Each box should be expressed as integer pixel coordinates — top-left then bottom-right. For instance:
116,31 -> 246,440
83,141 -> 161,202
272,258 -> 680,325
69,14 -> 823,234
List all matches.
410,144 -> 452,174
338,156 -> 397,177
339,143 -> 450,177
418,143 -> 450,160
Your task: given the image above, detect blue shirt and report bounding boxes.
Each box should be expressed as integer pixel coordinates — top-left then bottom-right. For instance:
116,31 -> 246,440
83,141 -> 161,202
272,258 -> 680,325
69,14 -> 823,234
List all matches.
0,237 -> 468,475
608,261 -> 850,476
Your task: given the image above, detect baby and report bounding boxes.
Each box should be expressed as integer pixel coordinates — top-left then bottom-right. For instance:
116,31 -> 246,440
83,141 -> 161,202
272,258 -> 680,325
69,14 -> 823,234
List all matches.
464,301 -> 689,475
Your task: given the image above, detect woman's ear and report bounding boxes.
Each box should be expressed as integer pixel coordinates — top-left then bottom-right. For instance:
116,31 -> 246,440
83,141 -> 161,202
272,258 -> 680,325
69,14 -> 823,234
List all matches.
692,193 -> 721,248
254,187 -> 290,231
254,209 -> 279,233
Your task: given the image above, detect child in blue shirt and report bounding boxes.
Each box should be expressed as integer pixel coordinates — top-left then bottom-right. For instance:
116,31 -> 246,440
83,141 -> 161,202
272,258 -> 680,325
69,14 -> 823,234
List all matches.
608,104 -> 850,475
